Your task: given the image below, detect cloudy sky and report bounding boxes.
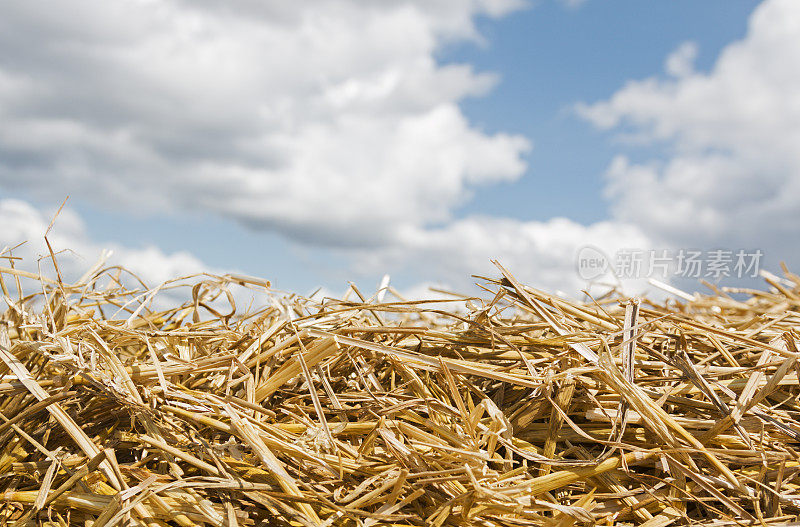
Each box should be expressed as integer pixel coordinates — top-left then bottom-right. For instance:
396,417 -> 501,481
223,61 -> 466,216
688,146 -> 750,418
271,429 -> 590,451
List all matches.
1,0 -> 795,297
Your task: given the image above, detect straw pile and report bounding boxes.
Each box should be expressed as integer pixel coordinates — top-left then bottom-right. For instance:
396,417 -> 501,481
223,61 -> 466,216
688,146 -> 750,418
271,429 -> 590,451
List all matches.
1,258 -> 799,526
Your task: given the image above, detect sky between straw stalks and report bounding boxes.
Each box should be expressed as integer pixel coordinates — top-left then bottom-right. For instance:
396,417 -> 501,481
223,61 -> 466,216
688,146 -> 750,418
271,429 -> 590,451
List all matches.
0,0 -> 796,297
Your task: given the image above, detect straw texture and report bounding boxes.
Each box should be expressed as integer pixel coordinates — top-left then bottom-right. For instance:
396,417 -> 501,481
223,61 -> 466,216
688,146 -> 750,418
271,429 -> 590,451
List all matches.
1,259 -> 799,526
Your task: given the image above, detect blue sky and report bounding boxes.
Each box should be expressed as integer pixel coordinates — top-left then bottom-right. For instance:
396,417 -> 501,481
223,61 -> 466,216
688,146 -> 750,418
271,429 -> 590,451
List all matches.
0,0 -> 796,297
445,0 -> 760,223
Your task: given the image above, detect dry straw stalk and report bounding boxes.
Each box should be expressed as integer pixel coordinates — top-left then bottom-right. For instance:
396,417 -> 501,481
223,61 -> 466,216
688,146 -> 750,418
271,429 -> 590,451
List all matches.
0,257 -> 799,526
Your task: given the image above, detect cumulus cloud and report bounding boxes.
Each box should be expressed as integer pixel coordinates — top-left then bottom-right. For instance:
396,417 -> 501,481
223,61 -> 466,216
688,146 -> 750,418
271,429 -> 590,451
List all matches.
6,0 -> 791,301
577,0 -> 800,265
664,41 -> 698,78
0,198 -> 209,288
0,0 -> 643,299
353,217 -> 653,296
1,194 -> 654,304
0,0 -> 529,246
0,198 -> 308,320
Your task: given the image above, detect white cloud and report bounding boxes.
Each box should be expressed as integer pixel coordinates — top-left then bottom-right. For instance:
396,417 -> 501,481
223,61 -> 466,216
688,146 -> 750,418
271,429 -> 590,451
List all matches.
8,0 -> 793,302
577,0 -> 800,264
354,217 -> 653,297
0,198 -> 290,316
0,198 -> 209,288
0,0 -> 650,300
0,198 -> 652,304
664,41 -> 698,78
358,0 -> 800,298
0,0 -> 529,246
